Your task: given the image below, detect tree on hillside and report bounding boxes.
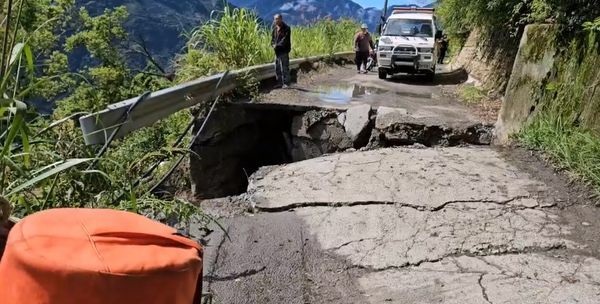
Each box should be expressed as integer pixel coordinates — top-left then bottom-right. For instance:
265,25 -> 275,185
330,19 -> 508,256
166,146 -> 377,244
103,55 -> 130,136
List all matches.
1,0 -> 177,216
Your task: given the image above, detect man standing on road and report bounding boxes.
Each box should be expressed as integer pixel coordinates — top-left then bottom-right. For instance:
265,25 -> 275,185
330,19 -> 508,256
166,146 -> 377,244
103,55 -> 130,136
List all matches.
272,14 -> 291,88
354,23 -> 374,74
438,34 -> 449,64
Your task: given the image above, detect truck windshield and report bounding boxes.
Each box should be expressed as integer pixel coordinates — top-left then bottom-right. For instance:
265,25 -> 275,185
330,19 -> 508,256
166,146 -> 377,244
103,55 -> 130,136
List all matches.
383,19 -> 434,37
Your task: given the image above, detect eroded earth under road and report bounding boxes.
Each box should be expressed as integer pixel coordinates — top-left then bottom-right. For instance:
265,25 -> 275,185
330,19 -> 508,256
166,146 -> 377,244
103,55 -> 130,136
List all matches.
192,65 -> 600,304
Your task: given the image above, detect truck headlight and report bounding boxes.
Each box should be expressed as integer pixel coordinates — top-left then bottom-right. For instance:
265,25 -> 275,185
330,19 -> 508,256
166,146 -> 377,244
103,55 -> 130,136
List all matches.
379,46 -> 393,51
418,48 -> 433,53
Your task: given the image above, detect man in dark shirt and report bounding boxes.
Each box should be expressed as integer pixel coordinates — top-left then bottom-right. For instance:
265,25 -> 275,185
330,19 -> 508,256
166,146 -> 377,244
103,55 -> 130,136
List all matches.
354,23 -> 374,74
272,14 -> 291,88
438,35 -> 449,64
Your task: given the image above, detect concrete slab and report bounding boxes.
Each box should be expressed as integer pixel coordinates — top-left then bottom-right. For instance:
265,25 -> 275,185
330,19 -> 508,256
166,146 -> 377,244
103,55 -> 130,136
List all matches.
201,212 -> 368,304
200,146 -> 600,303
198,59 -> 600,302
253,66 -> 478,127
344,104 -> 371,144
375,106 -> 409,129
294,204 -> 575,270
247,147 -> 548,211
358,254 -> 600,304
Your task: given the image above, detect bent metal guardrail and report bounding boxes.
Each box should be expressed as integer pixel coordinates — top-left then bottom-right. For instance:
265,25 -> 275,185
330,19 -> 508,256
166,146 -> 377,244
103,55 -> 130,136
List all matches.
79,52 -> 354,145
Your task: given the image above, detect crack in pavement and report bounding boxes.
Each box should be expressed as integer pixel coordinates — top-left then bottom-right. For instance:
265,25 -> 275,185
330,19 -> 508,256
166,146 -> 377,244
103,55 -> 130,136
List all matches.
478,273 -> 493,304
205,226 -> 230,293
330,238 -> 380,251
203,266 -> 267,282
254,196 -> 553,213
300,229 -> 312,304
347,243 -> 568,273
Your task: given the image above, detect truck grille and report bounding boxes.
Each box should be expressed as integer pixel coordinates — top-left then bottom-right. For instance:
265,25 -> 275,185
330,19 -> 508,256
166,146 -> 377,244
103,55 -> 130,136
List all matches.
393,46 -> 417,56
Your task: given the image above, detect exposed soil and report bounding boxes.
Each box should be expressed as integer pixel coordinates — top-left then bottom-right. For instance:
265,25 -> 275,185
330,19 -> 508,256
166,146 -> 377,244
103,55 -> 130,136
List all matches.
500,146 -> 599,209
441,85 -> 503,124
500,146 -> 600,255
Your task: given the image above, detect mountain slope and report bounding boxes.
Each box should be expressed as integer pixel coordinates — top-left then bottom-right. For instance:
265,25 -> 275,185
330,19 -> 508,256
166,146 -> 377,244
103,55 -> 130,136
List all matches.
77,0 -> 436,67
228,0 -> 436,32
228,0 -> 364,24
78,0 -> 225,67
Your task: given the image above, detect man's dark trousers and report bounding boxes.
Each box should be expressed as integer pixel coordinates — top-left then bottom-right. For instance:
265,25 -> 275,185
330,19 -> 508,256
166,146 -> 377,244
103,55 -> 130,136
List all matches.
275,52 -> 290,86
355,51 -> 369,71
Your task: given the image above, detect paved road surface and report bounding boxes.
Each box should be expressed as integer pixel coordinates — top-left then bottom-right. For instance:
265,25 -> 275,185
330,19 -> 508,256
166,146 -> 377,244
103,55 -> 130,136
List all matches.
196,66 -> 600,304
256,64 -> 477,125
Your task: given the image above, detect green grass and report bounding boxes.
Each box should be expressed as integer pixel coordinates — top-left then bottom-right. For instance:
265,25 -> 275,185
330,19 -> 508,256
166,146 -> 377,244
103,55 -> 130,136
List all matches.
1,4 -> 359,223
518,30 -> 600,193
520,114 -> 600,190
458,84 -> 487,104
176,7 -> 358,82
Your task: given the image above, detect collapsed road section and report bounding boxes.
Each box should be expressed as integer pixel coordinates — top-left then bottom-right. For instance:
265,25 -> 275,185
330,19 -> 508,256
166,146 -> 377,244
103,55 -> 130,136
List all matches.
189,64 -> 489,199
188,64 -> 600,304
199,147 -> 600,304
190,103 -> 493,199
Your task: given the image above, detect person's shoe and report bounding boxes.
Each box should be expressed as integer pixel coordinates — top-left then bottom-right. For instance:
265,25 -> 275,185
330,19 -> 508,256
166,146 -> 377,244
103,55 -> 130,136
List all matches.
282,84 -> 289,89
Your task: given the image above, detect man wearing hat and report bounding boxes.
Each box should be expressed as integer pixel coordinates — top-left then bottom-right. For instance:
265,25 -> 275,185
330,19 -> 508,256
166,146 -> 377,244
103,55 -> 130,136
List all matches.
354,23 -> 374,74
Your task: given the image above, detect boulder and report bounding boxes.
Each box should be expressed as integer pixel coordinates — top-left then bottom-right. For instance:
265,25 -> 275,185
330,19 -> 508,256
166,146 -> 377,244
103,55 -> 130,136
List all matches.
290,110 -> 353,161
375,106 -> 409,130
344,104 -> 372,147
337,112 -> 346,126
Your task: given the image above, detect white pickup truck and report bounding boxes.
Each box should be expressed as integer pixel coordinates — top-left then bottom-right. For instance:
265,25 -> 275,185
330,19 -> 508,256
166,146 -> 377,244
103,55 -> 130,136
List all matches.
376,6 -> 442,81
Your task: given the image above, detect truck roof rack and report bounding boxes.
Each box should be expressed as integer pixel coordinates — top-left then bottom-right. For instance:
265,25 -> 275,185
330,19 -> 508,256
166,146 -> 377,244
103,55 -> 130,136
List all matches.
390,5 -> 435,14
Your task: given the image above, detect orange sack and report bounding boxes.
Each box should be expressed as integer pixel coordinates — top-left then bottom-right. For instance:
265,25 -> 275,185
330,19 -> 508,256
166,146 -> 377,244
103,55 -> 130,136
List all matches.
0,208 -> 203,304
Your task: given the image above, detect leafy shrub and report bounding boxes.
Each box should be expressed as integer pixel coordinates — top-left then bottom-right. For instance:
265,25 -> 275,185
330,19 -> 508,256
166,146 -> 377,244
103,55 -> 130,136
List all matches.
176,7 -> 357,82
2,3 -> 357,226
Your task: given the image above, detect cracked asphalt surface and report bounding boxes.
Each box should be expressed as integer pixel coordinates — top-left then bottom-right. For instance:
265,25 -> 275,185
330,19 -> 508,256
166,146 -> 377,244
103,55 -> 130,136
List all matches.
197,147 -> 600,304
194,67 -> 600,303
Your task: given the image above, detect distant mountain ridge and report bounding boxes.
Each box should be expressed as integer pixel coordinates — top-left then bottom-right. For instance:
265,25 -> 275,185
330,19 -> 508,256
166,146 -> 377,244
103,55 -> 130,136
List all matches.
78,0 -> 227,67
228,0 -> 437,32
78,0 -> 436,68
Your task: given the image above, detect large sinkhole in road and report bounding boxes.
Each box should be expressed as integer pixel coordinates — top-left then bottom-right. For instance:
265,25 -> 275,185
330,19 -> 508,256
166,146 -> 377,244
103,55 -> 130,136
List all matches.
189,103 -> 494,200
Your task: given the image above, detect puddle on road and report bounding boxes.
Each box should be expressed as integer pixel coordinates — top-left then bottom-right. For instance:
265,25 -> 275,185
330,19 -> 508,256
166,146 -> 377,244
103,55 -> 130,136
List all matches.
313,84 -> 388,104
312,84 -> 432,104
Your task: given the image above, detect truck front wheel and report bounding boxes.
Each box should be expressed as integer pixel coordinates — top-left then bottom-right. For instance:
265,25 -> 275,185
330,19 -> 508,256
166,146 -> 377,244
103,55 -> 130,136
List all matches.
425,71 -> 435,82
378,69 -> 387,80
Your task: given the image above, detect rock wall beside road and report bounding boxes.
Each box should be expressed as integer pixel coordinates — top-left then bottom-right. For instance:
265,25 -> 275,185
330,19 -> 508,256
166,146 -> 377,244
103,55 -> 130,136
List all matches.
494,24 -> 558,144
453,28 -> 520,93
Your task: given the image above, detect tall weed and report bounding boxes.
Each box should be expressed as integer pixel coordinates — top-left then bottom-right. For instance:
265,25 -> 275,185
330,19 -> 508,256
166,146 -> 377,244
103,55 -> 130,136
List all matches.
520,29 -> 600,192
177,7 -> 357,82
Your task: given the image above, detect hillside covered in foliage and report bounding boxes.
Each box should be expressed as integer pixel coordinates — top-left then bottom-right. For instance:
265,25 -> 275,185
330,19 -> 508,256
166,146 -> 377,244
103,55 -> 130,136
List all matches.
0,1 -> 357,224
437,0 -> 600,192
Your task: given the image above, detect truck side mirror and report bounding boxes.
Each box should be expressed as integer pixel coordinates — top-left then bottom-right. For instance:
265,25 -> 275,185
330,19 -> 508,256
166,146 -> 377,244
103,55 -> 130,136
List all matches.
435,30 -> 443,39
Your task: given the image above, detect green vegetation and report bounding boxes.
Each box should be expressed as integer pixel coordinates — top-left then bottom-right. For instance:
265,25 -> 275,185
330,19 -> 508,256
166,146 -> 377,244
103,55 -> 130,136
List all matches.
436,0 -> 600,191
1,2 -> 355,225
520,25 -> 600,191
176,7 -> 357,82
437,0 -> 600,44
458,85 -> 488,104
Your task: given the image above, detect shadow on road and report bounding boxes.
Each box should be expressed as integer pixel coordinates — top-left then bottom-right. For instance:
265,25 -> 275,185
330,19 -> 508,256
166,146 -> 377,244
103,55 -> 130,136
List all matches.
386,68 -> 469,86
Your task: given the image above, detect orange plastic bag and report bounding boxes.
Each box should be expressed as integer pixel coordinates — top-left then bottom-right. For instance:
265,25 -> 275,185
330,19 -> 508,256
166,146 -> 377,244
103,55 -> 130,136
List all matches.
0,208 -> 203,304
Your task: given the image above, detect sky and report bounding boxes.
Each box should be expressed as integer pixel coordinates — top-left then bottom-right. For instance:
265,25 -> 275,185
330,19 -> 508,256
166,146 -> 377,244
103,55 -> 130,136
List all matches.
352,0 -> 434,8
